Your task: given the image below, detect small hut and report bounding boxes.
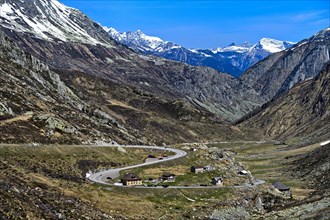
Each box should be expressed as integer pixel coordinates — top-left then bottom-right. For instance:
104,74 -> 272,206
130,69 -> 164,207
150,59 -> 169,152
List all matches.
191,166 -> 204,173
161,173 -> 176,182
212,177 -> 223,186
272,182 -> 291,197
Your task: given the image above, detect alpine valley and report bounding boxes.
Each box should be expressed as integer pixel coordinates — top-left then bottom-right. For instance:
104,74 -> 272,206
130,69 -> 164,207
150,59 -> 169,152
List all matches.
0,0 -> 329,219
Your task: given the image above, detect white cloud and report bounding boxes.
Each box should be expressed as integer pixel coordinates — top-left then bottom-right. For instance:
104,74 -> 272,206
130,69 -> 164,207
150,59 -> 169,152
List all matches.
292,10 -> 328,22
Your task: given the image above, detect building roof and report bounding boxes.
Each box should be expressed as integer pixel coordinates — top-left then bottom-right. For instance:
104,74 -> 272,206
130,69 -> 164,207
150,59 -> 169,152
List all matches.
121,172 -> 142,181
272,182 -> 290,191
238,170 -> 248,174
212,177 -> 223,181
191,166 -> 204,169
162,173 -> 176,177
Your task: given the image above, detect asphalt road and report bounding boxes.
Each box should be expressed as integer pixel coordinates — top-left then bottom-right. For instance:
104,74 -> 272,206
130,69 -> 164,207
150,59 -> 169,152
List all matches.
88,145 -> 187,185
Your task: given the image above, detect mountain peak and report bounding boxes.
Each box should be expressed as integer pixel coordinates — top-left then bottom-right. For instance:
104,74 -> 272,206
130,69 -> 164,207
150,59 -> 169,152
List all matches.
136,29 -> 143,34
256,38 -> 295,53
134,30 -> 163,43
103,26 -> 117,33
311,27 -> 330,41
242,41 -> 252,48
105,27 -> 169,52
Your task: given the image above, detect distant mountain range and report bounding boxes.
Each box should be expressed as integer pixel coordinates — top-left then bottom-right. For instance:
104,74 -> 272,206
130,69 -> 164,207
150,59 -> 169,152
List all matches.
105,27 -> 296,77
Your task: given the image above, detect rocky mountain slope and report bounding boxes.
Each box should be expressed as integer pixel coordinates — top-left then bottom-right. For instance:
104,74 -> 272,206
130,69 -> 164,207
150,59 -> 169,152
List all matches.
106,27 -> 295,77
0,0 -> 328,132
0,28 -> 256,144
241,28 -> 330,101
240,61 -> 330,143
0,0 -> 264,122
0,0 -> 112,46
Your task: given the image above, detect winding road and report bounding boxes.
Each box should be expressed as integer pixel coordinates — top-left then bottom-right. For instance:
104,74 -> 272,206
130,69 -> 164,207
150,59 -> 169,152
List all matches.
88,144 -> 265,189
88,145 -> 186,185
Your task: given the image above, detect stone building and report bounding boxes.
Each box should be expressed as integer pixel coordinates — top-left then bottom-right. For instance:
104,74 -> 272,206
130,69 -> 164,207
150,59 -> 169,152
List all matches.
121,172 -> 142,186
191,166 -> 205,173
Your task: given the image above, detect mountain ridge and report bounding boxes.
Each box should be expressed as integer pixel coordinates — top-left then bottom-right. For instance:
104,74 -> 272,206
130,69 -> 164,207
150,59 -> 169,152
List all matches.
106,27 -> 295,77
241,27 -> 330,100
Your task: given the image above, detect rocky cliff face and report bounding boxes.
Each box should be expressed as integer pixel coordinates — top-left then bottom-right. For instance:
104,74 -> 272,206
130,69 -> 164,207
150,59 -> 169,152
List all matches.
241,28 -> 330,101
240,61 -> 330,143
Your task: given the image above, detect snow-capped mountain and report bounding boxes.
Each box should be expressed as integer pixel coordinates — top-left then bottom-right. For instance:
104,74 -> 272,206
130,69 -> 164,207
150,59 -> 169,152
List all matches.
106,27 -> 295,77
0,0 -> 112,46
104,27 -> 176,52
105,26 -> 212,58
212,42 -> 252,54
256,38 -> 295,53
213,38 -> 296,72
214,38 -> 294,54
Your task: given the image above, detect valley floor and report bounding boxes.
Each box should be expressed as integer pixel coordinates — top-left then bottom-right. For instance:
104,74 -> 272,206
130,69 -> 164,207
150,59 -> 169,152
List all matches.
0,140 -> 329,219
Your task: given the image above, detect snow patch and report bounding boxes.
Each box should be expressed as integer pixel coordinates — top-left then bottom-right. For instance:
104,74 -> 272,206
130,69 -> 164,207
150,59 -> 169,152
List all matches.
213,45 -> 250,54
0,0 -> 109,46
258,38 -> 295,53
320,140 -> 330,146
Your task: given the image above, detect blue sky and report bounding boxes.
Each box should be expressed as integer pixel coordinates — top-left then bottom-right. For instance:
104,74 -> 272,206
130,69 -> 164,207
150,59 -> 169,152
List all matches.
60,0 -> 329,48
